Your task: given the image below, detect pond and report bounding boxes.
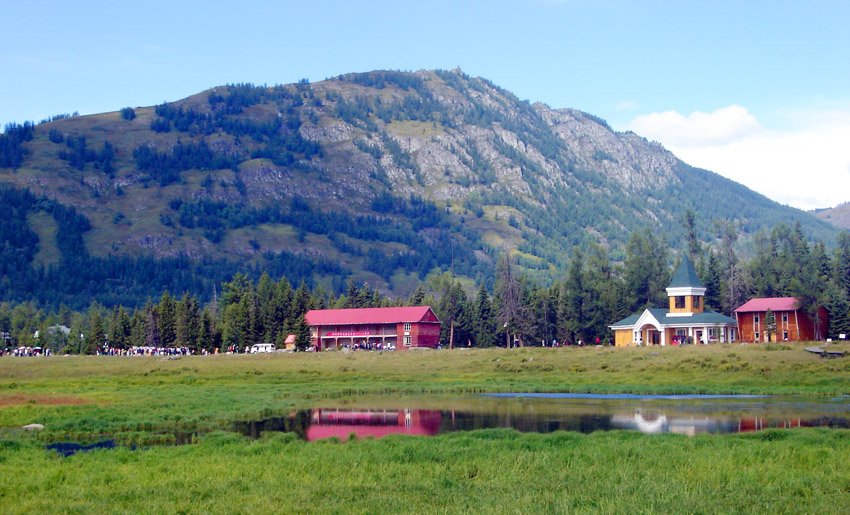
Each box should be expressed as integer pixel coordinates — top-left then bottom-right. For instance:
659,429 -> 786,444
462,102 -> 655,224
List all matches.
46,393 -> 850,454
233,393 -> 850,440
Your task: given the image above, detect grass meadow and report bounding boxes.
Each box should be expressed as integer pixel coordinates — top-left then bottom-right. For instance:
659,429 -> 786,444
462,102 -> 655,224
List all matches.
1,342 -> 849,513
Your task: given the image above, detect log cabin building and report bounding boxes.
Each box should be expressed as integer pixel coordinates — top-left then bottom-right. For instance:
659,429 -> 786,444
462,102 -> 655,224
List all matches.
304,306 -> 441,351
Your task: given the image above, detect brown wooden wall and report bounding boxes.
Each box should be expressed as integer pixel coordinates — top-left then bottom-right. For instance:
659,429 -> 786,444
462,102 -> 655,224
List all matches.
736,309 -> 828,342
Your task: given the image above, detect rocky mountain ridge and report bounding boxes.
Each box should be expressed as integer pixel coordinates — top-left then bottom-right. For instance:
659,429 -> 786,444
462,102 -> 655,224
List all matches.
0,69 -> 839,300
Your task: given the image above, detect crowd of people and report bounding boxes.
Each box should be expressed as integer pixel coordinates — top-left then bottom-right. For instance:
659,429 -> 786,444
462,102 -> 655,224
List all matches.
6,347 -> 51,357
97,346 -> 198,356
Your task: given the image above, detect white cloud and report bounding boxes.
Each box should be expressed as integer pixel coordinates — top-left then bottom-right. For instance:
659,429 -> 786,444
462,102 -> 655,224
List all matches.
626,105 -> 850,210
615,100 -> 638,111
628,105 -> 762,147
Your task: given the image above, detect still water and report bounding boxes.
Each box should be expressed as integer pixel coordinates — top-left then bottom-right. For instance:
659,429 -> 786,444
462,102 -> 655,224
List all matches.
46,394 -> 850,455
233,393 -> 850,440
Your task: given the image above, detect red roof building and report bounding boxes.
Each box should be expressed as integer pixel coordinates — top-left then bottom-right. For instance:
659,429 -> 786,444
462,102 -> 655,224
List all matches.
304,306 -> 441,351
734,297 -> 827,343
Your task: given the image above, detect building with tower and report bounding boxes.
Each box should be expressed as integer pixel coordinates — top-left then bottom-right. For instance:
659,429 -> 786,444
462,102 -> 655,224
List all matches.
609,257 -> 738,346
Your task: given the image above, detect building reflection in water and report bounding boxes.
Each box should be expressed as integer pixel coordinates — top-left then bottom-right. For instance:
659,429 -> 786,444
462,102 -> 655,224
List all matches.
306,409 -> 442,440
232,407 -> 849,441
610,410 -> 805,436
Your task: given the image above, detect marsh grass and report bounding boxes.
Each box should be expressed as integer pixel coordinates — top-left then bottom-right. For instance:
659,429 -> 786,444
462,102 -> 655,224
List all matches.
1,343 -> 848,437
1,428 -> 849,514
2,344 -> 849,512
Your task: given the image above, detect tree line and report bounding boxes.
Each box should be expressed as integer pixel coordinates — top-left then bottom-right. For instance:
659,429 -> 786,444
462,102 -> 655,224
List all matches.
5,215 -> 850,354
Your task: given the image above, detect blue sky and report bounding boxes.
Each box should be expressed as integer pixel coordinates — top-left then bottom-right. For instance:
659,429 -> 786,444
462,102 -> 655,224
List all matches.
2,0 -> 848,209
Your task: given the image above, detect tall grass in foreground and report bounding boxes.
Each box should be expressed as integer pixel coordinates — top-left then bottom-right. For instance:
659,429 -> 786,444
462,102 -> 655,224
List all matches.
1,428 -> 848,514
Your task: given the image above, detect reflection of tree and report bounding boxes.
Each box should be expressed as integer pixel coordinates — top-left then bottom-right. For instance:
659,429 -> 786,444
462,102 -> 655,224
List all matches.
231,410 -> 312,440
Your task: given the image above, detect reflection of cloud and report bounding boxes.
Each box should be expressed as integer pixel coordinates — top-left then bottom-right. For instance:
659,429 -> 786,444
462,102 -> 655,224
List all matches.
626,105 -> 850,210
628,105 -> 762,147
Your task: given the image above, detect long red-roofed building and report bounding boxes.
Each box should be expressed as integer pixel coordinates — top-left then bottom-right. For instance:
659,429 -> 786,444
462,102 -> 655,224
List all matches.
734,297 -> 827,342
304,306 -> 441,351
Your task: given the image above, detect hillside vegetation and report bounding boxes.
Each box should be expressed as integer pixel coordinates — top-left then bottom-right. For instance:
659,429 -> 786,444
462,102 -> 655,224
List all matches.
0,70 -> 839,307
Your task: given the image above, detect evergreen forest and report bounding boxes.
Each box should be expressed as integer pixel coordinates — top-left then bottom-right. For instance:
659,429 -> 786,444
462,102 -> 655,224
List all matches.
4,215 -> 850,354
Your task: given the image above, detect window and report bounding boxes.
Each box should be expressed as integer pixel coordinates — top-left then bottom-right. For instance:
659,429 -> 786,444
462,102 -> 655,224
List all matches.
633,331 -> 642,343
782,313 -> 788,324
783,330 -> 788,340
404,336 -> 412,346
403,322 -> 411,331
754,331 -> 760,341
675,296 -> 685,309
693,296 -> 701,309
754,314 -> 760,325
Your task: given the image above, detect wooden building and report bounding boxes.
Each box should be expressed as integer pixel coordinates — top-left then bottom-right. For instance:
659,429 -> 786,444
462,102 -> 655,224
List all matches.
609,257 -> 738,346
733,297 -> 827,342
304,306 -> 441,351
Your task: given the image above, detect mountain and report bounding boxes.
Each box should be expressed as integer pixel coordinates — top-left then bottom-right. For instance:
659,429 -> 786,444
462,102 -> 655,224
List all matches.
0,69 -> 839,307
812,203 -> 850,230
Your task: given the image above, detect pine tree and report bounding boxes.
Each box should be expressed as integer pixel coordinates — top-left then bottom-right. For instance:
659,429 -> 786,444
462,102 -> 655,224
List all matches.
87,312 -> 105,354
157,292 -> 177,347
623,229 -> 669,312
409,285 -> 426,306
562,247 -> 588,344
175,292 -> 201,350
473,283 -> 496,347
765,308 -> 777,342
110,306 -> 131,349
496,253 -> 528,347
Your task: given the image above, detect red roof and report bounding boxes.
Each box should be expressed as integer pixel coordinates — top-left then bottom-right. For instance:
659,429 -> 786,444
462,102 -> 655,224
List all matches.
734,297 -> 800,313
304,306 -> 440,326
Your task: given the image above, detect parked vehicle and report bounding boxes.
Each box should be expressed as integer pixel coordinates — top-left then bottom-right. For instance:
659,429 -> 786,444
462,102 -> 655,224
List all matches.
250,343 -> 275,354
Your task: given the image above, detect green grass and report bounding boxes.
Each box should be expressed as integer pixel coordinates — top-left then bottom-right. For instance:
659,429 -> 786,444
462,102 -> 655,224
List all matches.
1,344 -> 848,438
1,344 -> 849,512
1,428 -> 848,514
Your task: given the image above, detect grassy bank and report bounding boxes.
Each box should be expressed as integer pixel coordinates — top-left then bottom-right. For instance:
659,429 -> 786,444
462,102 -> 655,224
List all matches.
2,428 -> 849,514
1,342 -> 849,437
2,343 -> 849,512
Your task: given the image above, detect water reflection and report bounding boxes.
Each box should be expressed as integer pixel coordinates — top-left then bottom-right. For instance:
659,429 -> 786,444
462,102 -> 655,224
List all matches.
46,440 -> 116,457
233,394 -> 850,440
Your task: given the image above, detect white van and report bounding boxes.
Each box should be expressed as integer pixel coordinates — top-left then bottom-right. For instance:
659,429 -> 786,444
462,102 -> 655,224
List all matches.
250,343 -> 275,354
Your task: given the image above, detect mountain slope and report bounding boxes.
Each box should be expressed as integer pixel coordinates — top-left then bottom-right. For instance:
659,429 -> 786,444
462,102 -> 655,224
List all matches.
0,69 -> 839,305
812,203 -> 850,230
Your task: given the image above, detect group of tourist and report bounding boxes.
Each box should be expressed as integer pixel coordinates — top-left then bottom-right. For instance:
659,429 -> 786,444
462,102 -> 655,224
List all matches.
6,347 -> 51,357
97,346 -> 198,356
339,342 -> 393,352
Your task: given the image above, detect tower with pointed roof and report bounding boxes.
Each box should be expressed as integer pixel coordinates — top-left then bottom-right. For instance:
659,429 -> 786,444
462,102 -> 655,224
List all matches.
666,257 -> 705,315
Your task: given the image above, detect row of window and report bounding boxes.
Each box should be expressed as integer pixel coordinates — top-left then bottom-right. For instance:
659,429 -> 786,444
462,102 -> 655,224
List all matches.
674,296 -> 702,309
753,313 -> 789,324
634,327 -> 737,343
326,322 -> 413,332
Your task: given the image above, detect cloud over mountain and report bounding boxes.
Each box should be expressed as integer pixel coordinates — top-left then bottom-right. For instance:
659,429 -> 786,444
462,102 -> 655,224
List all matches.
627,105 -> 762,147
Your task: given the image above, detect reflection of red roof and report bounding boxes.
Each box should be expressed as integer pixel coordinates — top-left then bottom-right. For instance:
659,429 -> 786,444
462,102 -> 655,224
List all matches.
734,297 -> 800,313
304,306 -> 440,326
306,409 -> 442,441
